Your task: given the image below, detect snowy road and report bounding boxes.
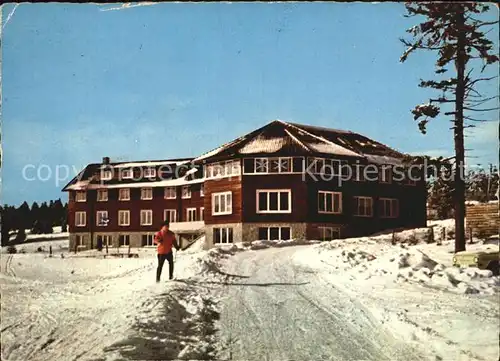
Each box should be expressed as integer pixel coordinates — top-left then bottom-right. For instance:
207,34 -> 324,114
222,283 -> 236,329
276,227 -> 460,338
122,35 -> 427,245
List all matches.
218,246 -> 427,361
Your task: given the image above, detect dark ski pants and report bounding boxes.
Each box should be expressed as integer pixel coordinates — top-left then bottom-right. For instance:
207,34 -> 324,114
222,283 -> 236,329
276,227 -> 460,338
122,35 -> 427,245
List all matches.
156,252 -> 174,282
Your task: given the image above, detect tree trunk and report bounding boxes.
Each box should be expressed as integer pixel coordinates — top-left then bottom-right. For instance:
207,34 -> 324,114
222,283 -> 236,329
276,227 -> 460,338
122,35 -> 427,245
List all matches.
453,9 -> 467,253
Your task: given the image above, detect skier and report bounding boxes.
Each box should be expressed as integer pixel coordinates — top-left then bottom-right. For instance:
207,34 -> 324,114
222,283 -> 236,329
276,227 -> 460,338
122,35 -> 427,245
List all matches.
154,220 -> 180,282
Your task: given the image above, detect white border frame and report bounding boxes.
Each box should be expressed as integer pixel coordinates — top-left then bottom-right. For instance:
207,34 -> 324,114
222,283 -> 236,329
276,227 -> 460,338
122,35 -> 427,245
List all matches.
140,209 -> 153,225
186,207 -> 197,222
212,191 -> 233,216
257,226 -> 292,241
163,209 -> 177,223
118,210 -> 130,226
96,210 -> 109,226
75,191 -> 86,202
182,185 -> 192,199
119,188 -> 131,201
75,211 -> 86,227
256,189 -> 292,214
317,191 -> 343,214
141,187 -> 153,200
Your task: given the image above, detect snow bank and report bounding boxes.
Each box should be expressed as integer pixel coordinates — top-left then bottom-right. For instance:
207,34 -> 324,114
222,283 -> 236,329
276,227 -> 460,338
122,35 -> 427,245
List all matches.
249,238 -> 320,250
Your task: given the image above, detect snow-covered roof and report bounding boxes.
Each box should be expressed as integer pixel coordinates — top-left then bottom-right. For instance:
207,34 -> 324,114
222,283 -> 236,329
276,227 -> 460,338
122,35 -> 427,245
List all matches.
99,159 -> 190,169
65,177 -> 204,191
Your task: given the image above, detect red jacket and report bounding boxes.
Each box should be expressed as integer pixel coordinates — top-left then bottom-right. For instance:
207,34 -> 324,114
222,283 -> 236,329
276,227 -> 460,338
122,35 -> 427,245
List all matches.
154,230 -> 179,254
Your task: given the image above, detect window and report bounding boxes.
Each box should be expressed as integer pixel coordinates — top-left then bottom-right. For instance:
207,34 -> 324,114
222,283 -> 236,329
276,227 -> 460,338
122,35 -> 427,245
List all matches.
182,186 -> 191,199
141,187 -> 153,200
318,191 -> 342,214
97,189 -> 108,202
119,188 -> 130,201
163,209 -> 177,223
187,208 -> 197,222
140,210 -> 153,225
164,187 -> 176,199
200,207 -> 204,221
206,160 -> 241,179
118,210 -> 130,226
379,198 -> 399,218
102,170 -> 113,180
97,235 -> 113,247
96,211 -> 109,226
380,166 -> 392,184
256,190 -> 291,213
122,169 -> 133,179
76,235 -> 86,247
255,158 -> 269,173
144,168 -> 156,178
258,227 -> 292,241
142,233 -> 154,247
307,158 -> 340,176
75,191 -> 86,202
200,184 -> 204,197
119,235 -> 130,246
75,212 -> 86,227
270,158 -> 292,173
212,192 -> 232,215
213,227 -> 234,244
354,197 -> 373,217
318,227 -> 340,241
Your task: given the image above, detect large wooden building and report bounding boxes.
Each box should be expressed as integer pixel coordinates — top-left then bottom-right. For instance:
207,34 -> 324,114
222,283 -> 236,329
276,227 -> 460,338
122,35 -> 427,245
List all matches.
63,120 -> 426,250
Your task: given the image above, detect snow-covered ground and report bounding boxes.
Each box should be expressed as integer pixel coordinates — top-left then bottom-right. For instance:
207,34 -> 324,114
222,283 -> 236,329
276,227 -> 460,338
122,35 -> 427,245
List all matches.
2,220 -> 498,361
1,237 -> 227,361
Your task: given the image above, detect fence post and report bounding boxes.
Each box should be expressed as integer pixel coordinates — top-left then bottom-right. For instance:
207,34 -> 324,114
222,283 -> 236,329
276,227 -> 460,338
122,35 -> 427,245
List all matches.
128,244 -> 131,256
49,245 -> 53,257
391,230 -> 396,245
468,227 -> 473,244
106,243 -> 108,254
74,241 -> 77,254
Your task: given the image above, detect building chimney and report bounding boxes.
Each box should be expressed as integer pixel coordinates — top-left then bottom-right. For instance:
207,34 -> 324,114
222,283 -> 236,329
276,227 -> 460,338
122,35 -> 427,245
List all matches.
102,156 -> 110,165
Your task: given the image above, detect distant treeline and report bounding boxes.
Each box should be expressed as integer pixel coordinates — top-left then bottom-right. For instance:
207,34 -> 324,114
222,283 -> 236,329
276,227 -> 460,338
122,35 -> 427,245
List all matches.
1,199 -> 68,244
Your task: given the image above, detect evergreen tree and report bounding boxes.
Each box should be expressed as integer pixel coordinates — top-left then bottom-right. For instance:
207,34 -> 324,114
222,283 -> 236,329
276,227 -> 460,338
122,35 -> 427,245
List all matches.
53,199 -> 65,227
31,202 -> 40,230
428,165 -> 454,219
17,201 -> 32,230
466,165 -> 499,202
400,3 -> 499,252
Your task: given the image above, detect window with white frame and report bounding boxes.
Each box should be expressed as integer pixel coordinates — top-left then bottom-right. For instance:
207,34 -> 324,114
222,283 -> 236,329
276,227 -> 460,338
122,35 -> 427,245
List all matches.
318,226 -> 340,241
142,233 -> 154,247
318,191 -> 342,214
205,160 -> 241,179
213,227 -> 233,244
354,197 -> 373,217
307,158 -> 341,176
379,198 -> 399,218
163,209 -> 177,223
379,166 -> 392,183
97,235 -> 113,247
75,191 -> 86,202
140,210 -> 153,225
75,211 -> 86,227
212,191 -> 232,215
119,188 -> 130,201
182,186 -> 191,199
118,210 -> 130,226
119,234 -> 130,246
76,235 -> 86,247
164,186 -> 176,199
96,211 -> 108,226
122,169 -> 133,179
200,184 -> 204,197
97,189 -> 108,202
144,168 -> 156,178
200,207 -> 204,221
258,227 -> 291,241
257,190 -> 291,213
141,187 -> 153,200
255,158 -> 269,173
243,157 -> 304,174
102,170 -> 113,180
187,208 -> 197,222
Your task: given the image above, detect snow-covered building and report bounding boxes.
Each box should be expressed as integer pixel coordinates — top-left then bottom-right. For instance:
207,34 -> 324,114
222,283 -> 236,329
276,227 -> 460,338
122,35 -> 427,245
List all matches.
62,120 -> 427,250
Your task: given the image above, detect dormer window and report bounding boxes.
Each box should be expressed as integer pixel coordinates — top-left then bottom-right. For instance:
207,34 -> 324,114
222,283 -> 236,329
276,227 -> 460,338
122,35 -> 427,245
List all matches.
144,168 -> 156,178
122,169 -> 133,179
102,170 -> 113,180
75,191 -> 86,202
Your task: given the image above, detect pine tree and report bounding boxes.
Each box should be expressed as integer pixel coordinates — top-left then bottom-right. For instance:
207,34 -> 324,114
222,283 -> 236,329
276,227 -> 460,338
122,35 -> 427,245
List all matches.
17,201 -> 32,230
428,165 -> 454,219
466,164 -> 499,202
400,3 -> 499,252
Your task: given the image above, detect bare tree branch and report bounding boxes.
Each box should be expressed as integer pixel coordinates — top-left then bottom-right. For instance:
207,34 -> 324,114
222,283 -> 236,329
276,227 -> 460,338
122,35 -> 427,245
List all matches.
463,106 -> 500,112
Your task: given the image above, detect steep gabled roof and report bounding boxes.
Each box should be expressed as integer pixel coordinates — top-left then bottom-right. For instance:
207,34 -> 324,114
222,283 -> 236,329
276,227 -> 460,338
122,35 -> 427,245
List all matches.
193,120 -> 406,164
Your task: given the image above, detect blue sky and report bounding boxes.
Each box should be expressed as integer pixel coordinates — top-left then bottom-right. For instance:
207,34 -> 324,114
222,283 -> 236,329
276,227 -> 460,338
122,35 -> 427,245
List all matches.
2,2 -> 498,206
